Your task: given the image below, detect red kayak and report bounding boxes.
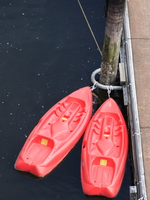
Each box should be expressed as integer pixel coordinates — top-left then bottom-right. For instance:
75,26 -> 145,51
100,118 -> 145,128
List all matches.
15,87 -> 92,177
81,98 -> 128,198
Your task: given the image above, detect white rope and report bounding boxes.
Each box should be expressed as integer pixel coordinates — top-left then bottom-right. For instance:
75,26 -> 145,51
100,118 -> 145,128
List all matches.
77,0 -> 102,56
90,82 -> 97,91
107,85 -> 113,98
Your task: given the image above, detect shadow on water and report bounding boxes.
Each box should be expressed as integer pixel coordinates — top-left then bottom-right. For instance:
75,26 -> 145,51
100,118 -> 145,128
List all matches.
86,195 -> 113,200
17,170 -> 42,180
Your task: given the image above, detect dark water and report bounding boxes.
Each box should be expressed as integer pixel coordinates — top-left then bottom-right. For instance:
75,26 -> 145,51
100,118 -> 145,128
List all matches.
0,0 -> 131,199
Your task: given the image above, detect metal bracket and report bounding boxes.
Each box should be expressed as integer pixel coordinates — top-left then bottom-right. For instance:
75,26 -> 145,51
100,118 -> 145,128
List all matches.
130,186 -> 137,200
123,85 -> 128,105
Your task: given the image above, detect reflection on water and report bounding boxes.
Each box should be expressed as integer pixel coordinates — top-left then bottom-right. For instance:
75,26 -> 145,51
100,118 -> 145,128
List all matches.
0,0 -> 131,199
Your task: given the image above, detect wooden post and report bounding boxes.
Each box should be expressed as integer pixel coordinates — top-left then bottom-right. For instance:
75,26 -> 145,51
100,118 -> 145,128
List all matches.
99,0 -> 126,85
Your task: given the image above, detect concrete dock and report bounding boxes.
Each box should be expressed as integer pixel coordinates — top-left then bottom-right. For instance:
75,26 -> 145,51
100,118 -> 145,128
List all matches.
127,0 -> 150,199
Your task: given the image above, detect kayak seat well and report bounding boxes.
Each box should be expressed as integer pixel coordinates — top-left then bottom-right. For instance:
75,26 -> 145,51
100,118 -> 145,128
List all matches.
24,136 -> 54,164
91,157 -> 115,186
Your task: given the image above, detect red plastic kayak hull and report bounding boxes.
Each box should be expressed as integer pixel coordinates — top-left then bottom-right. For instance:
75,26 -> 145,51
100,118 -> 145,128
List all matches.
15,87 -> 92,177
81,98 -> 128,198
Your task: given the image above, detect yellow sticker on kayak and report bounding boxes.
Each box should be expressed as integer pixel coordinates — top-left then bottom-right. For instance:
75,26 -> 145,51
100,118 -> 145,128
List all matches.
41,138 -> 48,145
100,159 -> 107,166
104,134 -> 110,137
62,117 -> 68,120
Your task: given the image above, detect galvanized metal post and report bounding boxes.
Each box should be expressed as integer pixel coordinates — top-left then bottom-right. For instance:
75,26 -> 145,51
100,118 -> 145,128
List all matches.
124,2 -> 147,200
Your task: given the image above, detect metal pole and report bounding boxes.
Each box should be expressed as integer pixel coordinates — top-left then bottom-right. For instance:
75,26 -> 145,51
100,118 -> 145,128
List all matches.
124,3 -> 147,200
